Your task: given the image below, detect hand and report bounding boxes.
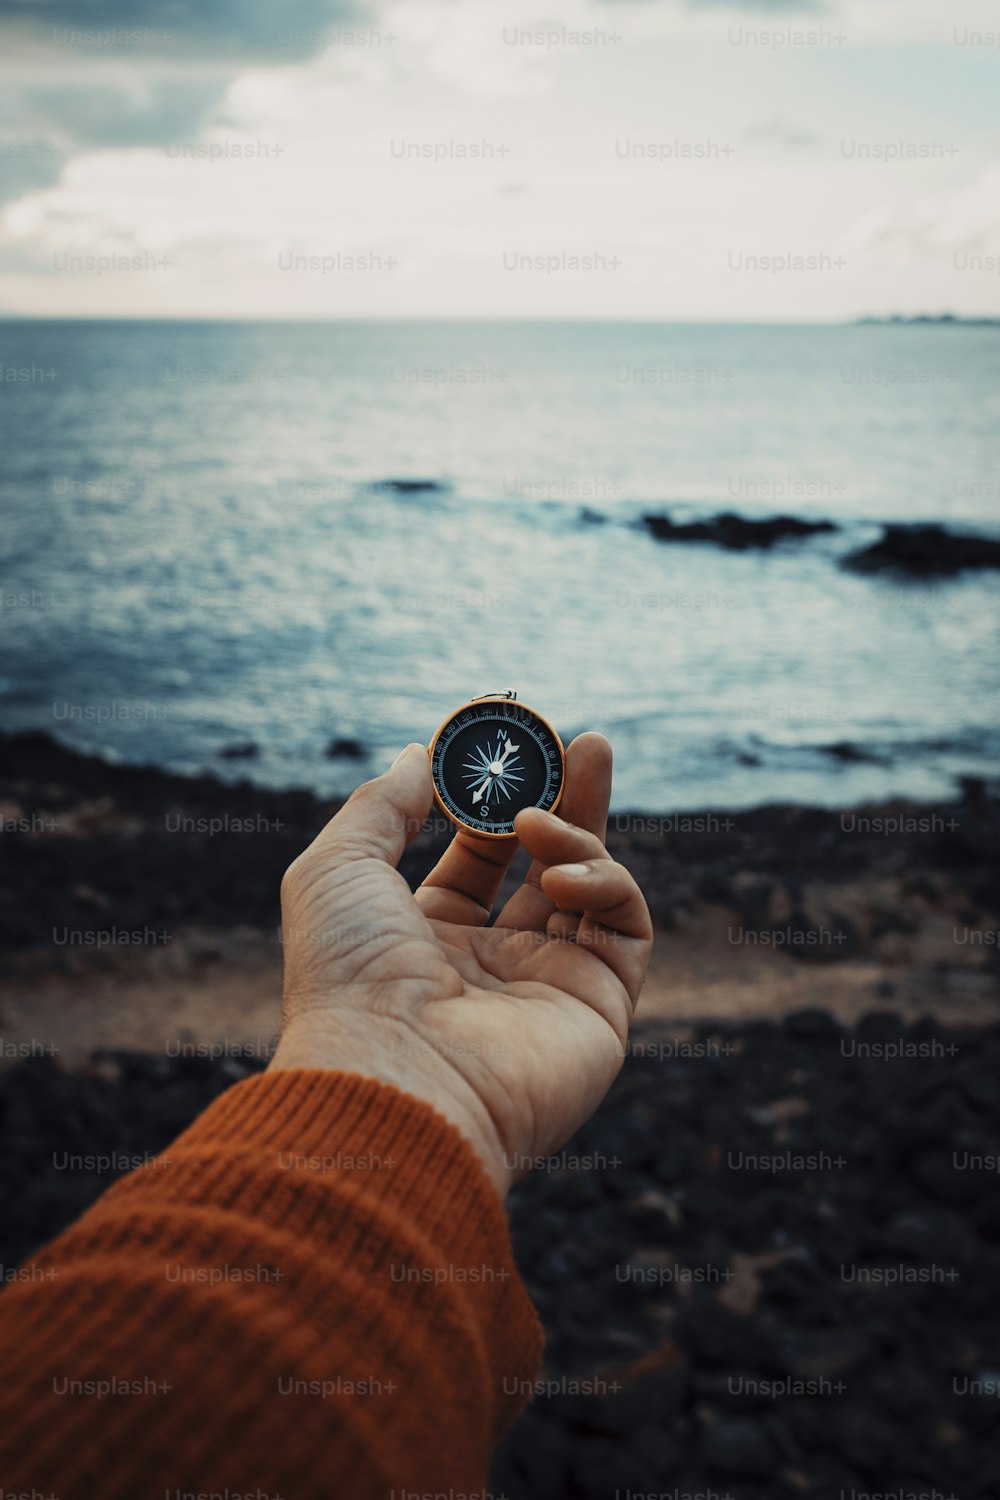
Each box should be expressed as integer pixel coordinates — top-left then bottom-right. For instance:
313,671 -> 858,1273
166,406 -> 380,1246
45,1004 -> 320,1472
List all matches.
269,734 -> 652,1196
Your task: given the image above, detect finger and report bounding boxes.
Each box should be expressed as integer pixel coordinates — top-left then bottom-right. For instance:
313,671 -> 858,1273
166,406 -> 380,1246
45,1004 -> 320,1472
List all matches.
495,731 -> 612,932
510,807 -> 612,937
306,744 -> 432,868
540,860 -> 652,941
540,858 -> 653,1008
415,829 -> 519,925
516,807 -> 611,866
545,909 -> 583,942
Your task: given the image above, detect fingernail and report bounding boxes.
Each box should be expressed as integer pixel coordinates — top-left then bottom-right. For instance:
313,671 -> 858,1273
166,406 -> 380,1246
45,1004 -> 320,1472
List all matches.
552,862 -> 590,878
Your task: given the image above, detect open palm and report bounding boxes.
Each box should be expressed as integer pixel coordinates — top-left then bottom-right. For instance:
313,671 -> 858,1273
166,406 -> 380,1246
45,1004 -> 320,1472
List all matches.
271,735 -> 652,1195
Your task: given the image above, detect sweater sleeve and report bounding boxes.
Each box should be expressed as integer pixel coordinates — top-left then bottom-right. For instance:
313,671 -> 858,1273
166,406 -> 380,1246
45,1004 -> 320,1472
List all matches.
0,1069 -> 544,1500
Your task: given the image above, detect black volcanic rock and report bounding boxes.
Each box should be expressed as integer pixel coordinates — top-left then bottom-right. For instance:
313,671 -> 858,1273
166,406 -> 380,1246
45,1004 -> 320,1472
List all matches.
6,730 -> 996,959
325,737 -> 367,760
700,1416 -> 775,1475
5,1015 -> 1000,1495
843,524 -> 1000,577
373,478 -> 448,494
0,731 -> 330,947
642,510 -> 836,550
822,741 -> 889,765
218,741 -> 259,760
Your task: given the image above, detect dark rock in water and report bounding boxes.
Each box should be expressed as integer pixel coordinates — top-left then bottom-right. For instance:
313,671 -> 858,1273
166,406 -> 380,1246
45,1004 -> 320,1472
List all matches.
218,741 -> 259,760
842,523 -> 1000,577
822,741 -> 888,765
326,737 -> 367,760
373,478 -> 448,494
700,1416 -> 774,1475
579,507 -> 607,525
642,510 -> 836,551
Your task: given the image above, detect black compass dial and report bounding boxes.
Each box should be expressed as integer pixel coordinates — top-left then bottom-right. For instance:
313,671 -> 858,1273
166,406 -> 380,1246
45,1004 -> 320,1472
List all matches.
429,698 -> 565,838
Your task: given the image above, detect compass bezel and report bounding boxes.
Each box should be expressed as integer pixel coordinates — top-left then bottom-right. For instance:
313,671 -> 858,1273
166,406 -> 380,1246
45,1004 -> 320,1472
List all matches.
427,695 -> 566,839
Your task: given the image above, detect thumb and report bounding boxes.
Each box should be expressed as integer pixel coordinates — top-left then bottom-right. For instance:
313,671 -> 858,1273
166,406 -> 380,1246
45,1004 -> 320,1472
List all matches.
309,743 -> 433,867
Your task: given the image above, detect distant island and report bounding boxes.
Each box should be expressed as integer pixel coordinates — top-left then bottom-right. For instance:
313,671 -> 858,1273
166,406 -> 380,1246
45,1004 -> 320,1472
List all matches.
857,313 -> 1000,327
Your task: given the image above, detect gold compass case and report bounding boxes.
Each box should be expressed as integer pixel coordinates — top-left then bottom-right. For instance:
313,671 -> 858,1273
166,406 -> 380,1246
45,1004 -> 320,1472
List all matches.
428,692 -> 566,839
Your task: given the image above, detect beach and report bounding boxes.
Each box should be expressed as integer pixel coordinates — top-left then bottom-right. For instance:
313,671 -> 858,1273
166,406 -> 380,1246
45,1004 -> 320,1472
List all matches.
2,730 -> 999,1495
2,315 -> 999,1496
2,727 -> 998,1063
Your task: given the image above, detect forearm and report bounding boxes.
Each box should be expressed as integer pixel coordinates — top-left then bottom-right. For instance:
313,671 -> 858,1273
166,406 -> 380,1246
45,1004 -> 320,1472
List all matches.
269,1007 -> 516,1198
0,1070 -> 543,1500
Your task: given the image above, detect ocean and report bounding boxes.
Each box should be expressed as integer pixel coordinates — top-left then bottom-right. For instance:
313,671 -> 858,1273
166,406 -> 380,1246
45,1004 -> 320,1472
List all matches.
1,318 -> 998,811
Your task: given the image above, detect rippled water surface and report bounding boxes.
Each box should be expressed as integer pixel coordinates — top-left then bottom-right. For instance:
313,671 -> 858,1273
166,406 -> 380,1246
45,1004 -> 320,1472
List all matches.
1,318 -> 998,809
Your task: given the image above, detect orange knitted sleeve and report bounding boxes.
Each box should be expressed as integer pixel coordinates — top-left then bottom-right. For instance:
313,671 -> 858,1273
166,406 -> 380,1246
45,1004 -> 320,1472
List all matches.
0,1070 -> 544,1499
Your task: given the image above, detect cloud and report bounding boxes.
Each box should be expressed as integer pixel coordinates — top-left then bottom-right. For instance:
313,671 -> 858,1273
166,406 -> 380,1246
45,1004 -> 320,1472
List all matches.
844,165 -> 1000,264
0,138 -> 67,206
0,0 -> 368,61
0,0 -> 375,205
1,78 -> 224,150
0,0 -> 996,319
0,73 -> 228,205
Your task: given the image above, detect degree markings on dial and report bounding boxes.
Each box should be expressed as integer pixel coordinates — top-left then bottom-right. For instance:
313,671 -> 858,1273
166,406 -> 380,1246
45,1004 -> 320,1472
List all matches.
436,707 -> 562,832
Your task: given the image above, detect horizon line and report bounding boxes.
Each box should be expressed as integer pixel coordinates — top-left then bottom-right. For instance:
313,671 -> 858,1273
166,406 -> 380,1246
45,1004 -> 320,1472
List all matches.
1,313 -> 997,326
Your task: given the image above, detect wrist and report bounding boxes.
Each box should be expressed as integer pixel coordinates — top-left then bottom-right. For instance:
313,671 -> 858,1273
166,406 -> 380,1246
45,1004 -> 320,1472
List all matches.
268,1011 -> 512,1198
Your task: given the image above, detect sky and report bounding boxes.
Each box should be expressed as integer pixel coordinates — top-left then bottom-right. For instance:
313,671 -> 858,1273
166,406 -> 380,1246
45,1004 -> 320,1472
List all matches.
0,0 -> 998,320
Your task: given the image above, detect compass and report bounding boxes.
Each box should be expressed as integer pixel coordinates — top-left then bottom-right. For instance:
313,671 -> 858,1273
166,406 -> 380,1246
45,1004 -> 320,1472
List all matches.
428,692 -> 566,839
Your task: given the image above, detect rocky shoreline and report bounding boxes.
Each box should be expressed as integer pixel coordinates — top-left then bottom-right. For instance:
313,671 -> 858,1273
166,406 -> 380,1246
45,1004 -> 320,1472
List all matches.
2,729 -> 998,1041
2,729 -> 999,1494
1,1014 -> 998,1497
495,1010 -> 1000,1497
3,727 -> 998,948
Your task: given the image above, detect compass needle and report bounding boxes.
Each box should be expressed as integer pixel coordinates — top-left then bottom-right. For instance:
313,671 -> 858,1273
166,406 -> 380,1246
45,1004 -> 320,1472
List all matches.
429,694 -> 565,837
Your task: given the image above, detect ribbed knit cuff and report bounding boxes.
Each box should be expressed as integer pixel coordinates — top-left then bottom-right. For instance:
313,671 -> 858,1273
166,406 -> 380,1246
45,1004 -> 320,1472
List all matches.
161,1068 -> 545,1424
170,1067 -> 509,1253
0,1070 -> 545,1498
